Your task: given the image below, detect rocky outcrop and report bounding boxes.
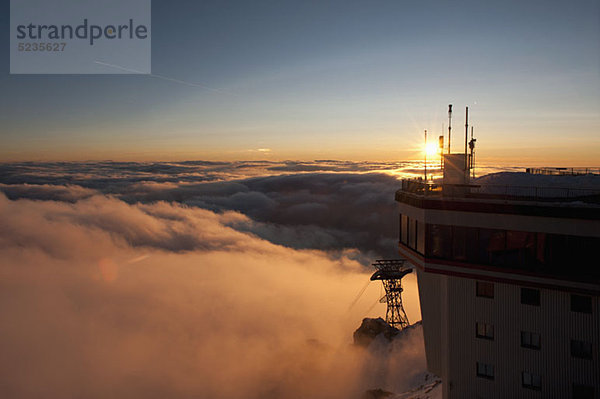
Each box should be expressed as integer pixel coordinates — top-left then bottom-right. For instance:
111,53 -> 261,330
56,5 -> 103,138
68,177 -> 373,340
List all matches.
353,317 -> 400,347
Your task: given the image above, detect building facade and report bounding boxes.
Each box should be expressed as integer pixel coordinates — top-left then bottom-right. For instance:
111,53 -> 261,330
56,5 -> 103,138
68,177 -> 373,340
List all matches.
396,167 -> 600,398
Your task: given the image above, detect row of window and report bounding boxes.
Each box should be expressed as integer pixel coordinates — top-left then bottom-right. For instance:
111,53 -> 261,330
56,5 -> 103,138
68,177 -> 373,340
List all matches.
399,214 -> 599,279
475,362 -> 595,398
475,281 -> 593,314
476,362 -> 541,389
474,321 -> 593,359
475,282 -> 594,359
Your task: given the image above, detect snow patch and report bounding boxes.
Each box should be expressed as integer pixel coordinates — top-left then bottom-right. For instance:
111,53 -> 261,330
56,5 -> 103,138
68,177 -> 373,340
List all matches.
474,172 -> 600,189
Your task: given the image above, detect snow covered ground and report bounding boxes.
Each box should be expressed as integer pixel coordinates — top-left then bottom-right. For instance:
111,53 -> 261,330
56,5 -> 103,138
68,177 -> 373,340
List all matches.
393,375 -> 441,399
474,171 -> 600,189
472,172 -> 600,198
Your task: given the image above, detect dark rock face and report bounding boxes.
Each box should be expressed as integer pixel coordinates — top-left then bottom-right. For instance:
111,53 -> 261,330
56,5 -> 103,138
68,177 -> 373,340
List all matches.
353,317 -> 400,347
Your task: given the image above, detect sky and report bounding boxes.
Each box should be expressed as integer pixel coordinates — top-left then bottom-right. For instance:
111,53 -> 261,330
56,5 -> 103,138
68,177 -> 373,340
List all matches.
1,0 -> 599,164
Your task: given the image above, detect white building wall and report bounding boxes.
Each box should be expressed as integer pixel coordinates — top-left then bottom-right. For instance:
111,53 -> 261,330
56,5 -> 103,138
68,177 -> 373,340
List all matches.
417,270 -> 600,398
416,269 -> 444,376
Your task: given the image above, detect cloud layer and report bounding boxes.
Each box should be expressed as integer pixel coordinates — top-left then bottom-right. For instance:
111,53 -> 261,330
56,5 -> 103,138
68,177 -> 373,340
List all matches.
0,179 -> 424,398
2,161 -> 418,260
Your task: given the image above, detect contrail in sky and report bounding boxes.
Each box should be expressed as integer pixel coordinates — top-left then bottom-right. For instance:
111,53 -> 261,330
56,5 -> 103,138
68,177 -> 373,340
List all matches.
94,60 -> 231,94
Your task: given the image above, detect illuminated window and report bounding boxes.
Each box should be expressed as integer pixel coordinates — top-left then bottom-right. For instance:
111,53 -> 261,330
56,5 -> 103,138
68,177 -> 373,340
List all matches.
522,371 -> 541,390
476,281 -> 494,298
521,331 -> 541,350
476,322 -> 494,340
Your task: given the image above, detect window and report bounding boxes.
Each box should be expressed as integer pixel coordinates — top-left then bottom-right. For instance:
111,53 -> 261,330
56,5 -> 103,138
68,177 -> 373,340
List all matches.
522,371 -> 541,390
571,295 -> 592,314
452,226 -> 467,260
476,362 -> 494,380
521,331 -> 541,350
426,224 -> 452,259
409,218 -> 417,250
571,340 -> 593,360
420,224 -> 600,279
465,227 -> 479,262
417,220 -> 426,254
521,288 -> 540,306
400,214 -> 408,245
476,322 -> 494,340
488,230 -> 507,266
506,231 -> 536,267
573,384 -> 594,399
476,281 -> 494,298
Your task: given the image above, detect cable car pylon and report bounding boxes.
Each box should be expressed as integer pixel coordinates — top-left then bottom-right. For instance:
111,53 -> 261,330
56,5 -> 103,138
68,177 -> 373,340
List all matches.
370,259 -> 412,330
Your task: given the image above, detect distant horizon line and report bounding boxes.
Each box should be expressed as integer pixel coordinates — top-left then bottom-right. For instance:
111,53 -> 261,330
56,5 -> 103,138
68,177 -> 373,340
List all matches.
0,158 -> 598,169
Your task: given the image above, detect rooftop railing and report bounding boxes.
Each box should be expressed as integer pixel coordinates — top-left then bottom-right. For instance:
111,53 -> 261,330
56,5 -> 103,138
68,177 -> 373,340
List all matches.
526,167 -> 600,176
400,179 -> 600,203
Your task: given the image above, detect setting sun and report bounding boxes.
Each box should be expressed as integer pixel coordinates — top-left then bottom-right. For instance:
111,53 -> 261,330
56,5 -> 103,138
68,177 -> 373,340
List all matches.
425,142 -> 439,157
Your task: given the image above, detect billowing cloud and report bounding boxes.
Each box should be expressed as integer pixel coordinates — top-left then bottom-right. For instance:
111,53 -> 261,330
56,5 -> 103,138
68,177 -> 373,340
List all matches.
0,190 -> 424,398
1,162 -> 410,261
0,160 -> 537,397
0,160 -> 416,188
0,183 -> 97,202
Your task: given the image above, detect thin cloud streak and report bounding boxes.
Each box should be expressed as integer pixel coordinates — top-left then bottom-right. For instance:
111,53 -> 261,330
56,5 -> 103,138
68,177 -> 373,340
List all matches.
94,60 -> 231,93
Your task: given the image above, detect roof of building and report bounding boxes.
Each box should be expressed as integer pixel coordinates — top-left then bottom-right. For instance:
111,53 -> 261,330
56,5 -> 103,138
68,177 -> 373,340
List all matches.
473,172 -> 600,191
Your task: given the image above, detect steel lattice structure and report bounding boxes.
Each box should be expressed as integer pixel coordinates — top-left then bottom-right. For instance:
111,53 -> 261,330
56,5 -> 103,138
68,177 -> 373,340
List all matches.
370,259 -> 413,329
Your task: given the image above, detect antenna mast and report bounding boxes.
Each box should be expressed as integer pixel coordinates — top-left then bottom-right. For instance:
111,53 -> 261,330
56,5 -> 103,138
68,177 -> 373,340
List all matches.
447,104 -> 452,154
464,106 -> 469,179
439,125 -> 444,170
469,126 -> 476,179
424,129 -> 427,181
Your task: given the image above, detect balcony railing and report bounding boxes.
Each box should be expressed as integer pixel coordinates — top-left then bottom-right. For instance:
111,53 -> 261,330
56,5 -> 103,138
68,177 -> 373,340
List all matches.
526,167 -> 600,176
400,179 -> 600,203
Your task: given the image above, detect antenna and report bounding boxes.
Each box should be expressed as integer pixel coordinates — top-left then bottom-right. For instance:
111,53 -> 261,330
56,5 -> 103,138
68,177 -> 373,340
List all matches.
439,123 -> 445,171
370,259 -> 412,329
424,129 -> 427,182
447,104 -> 452,154
438,134 -> 444,170
469,126 -> 476,178
464,106 -> 469,178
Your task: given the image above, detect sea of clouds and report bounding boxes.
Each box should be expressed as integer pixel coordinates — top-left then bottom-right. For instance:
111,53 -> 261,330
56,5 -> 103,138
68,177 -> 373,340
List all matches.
0,160 -> 524,399
0,160 -> 516,398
